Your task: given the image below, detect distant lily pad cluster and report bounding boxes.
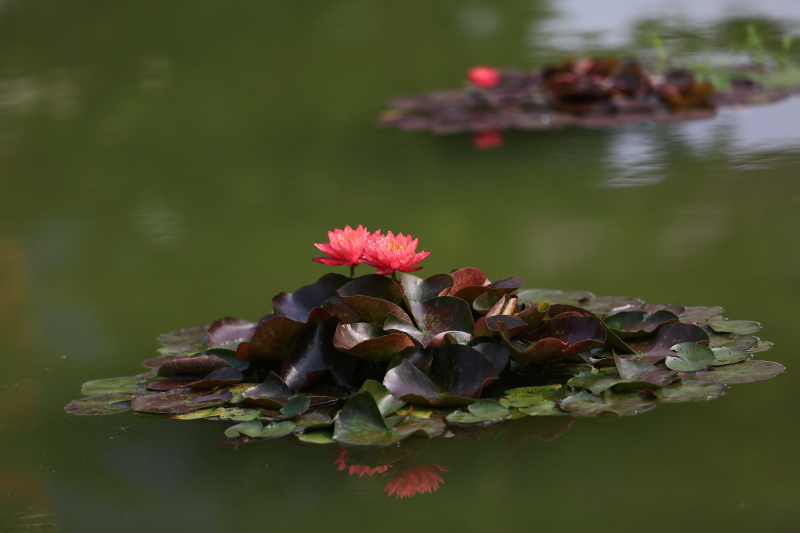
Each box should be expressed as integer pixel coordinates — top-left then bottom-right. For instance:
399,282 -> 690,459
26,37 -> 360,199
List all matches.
377,58 -> 800,147
64,266 -> 784,448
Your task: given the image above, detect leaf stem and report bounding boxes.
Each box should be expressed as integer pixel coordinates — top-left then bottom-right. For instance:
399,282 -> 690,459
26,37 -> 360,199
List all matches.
350,265 -> 355,279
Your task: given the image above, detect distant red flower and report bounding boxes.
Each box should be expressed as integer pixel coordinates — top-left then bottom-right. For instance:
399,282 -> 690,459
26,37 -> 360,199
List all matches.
468,66 -> 501,89
312,225 -> 371,267
473,130 -> 504,150
384,463 -> 448,499
334,450 -> 390,477
362,231 -> 430,276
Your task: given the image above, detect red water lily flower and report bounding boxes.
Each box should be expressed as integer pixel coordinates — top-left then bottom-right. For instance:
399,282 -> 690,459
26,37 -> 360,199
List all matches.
473,130 -> 504,150
334,450 -> 391,477
312,225 -> 371,268
362,231 -> 430,276
384,463 -> 448,499
468,66 -> 500,89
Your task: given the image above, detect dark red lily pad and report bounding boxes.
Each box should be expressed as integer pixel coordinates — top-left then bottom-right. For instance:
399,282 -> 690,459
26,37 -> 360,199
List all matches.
64,394 -> 135,415
581,296 -> 645,315
157,355 -> 230,378
603,309 -> 679,340
446,268 -> 522,304
384,297 -> 474,349
680,306 -> 725,325
131,388 -> 232,414
333,322 -> 416,361
628,323 -> 709,359
281,318 -> 357,391
388,347 -> 433,374
247,315 -> 310,362
207,317 -> 257,347
501,316 -> 607,365
188,367 -> 244,389
241,371 -> 293,408
398,272 -> 454,302
146,376 -> 200,391
474,314 -> 527,338
272,273 -> 350,322
473,342 -> 510,374
383,345 -> 498,407
516,289 -> 594,307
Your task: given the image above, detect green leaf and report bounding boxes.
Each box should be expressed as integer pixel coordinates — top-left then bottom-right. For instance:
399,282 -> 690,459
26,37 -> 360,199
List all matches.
280,396 -> 311,418
708,320 -> 761,335
710,347 -> 750,366
467,400 -> 511,421
666,342 -> 715,371
224,420 -> 296,439
654,381 -> 726,402
81,376 -> 144,396
64,394 -> 135,415
359,379 -> 406,417
298,429 -> 336,444
690,360 -> 785,384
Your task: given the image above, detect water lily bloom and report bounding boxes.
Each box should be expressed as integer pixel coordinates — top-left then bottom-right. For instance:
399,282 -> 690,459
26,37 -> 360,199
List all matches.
312,225 -> 371,267
473,130 -> 504,150
362,231 -> 430,276
468,66 -> 500,89
384,464 -> 448,499
334,450 -> 390,477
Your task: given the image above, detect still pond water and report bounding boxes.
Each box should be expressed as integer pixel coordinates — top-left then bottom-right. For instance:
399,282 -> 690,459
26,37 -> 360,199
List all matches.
1,1 -> 799,532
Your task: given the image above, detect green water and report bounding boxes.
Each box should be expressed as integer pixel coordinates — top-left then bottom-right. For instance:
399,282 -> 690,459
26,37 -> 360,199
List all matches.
1,1 -> 799,531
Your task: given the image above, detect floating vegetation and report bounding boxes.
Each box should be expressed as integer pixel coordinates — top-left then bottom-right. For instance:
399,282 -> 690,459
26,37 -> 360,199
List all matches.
377,57 -> 800,148
65,227 -> 784,460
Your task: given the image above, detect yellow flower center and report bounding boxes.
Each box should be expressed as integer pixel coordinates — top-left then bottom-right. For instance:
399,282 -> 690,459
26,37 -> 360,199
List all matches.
387,241 -> 405,251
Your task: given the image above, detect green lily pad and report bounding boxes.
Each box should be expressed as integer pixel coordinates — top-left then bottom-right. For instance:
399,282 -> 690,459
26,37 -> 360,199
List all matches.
560,389 -> 657,416
359,379 -> 406,416
333,322 -> 416,361
131,388 -> 232,414
666,342 -> 715,371
707,332 -> 758,351
615,355 -> 677,387
280,396 -> 311,418
293,411 -> 333,433
224,420 -> 296,439
567,368 -> 624,394
710,347 -> 750,366
654,381 -> 727,402
297,429 -> 336,444
690,360 -> 785,384
81,376 -> 144,396
518,399 -> 565,416
500,384 -> 564,408
64,393 -> 135,415
332,392 -> 445,446
468,400 -> 511,421
708,320 -> 761,335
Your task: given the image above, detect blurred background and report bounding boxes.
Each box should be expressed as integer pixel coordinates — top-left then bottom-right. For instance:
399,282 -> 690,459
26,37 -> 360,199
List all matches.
0,1 -> 799,532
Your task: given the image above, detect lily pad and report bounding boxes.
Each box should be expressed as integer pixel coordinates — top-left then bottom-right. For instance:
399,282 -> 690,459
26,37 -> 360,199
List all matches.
603,310 -> 679,340
473,292 -> 502,314
157,355 -> 230,378
272,273 -> 350,322
502,315 -> 607,365
131,388 -> 232,414
689,360 -> 785,384
517,289 -> 594,306
146,376 -> 200,391
383,346 -> 498,407
281,318 -> 356,391
654,381 -> 727,402
581,296 -> 644,315
158,325 -> 208,347
708,320 -> 762,335
224,420 -> 297,439
398,272 -> 454,302
384,297 -> 474,349
615,355 -> 677,387
710,347 -> 750,366
64,394 -> 135,415
280,396 -> 311,418
188,367 -> 244,389
560,389 -> 657,417
81,376 -> 144,396
666,342 -> 715,371
206,317 -> 256,348
332,392 -> 446,446
628,323 -> 709,359
468,400 -> 511,421
337,275 -> 412,325
387,347 -> 433,374
359,379 -> 406,416
708,333 -> 759,351
333,322 -> 416,361
473,342 -> 510,374
474,315 -> 528,339
241,372 -> 293,408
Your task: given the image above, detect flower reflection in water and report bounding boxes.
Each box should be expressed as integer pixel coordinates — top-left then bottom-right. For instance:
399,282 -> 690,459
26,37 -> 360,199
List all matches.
334,449 -> 390,477
384,463 -> 449,499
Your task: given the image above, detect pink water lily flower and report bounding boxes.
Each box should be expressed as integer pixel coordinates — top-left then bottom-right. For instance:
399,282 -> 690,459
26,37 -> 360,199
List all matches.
468,66 -> 500,89
312,225 -> 371,268
362,231 -> 430,276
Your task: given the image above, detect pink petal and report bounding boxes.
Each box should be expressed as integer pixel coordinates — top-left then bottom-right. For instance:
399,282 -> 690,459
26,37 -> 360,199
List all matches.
313,257 -> 347,266
398,266 -> 423,272
314,243 -> 336,255
376,267 -> 395,275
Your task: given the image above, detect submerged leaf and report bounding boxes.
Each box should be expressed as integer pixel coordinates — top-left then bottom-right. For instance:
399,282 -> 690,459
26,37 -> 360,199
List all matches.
81,376 -> 144,396
654,381 -> 726,402
64,394 -> 135,415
